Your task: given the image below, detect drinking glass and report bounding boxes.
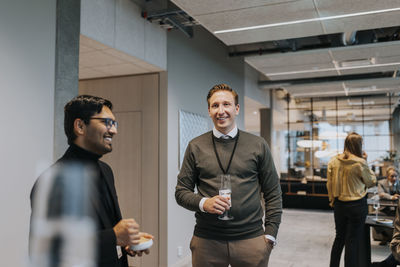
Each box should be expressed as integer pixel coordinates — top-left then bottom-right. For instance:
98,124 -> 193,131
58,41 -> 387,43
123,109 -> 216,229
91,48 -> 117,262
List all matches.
373,198 -> 380,220
218,174 -> 234,221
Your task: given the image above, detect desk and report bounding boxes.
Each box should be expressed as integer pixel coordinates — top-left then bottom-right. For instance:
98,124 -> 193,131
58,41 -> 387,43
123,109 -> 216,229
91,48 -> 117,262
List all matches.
363,215 -> 394,266
365,215 -> 394,229
367,186 -> 378,193
367,198 -> 398,218
280,178 -> 330,209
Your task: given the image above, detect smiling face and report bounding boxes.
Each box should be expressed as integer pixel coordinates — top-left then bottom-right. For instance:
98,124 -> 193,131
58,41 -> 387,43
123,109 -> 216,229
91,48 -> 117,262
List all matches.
74,106 -> 117,156
208,90 -> 240,134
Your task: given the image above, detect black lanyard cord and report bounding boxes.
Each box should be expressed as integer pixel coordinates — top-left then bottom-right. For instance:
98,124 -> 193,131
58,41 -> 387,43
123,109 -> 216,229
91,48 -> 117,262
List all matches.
212,131 -> 239,174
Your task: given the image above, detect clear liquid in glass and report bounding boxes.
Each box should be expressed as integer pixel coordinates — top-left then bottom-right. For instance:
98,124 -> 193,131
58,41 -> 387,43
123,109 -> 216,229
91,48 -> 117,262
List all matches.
218,174 -> 233,220
373,201 -> 380,220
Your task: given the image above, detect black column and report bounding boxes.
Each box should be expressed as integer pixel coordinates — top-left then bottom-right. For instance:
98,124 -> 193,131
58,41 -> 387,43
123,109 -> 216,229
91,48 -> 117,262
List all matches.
260,108 -> 272,147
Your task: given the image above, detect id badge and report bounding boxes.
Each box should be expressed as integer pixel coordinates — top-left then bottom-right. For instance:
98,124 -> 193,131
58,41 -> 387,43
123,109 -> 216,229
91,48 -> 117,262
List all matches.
117,246 -> 122,259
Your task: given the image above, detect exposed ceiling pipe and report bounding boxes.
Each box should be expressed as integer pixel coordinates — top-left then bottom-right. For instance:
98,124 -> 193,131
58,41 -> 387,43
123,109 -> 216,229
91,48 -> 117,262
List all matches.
258,72 -> 395,88
228,26 -> 399,57
342,31 -> 357,46
139,0 -> 196,38
288,93 -> 391,102
163,17 -> 193,38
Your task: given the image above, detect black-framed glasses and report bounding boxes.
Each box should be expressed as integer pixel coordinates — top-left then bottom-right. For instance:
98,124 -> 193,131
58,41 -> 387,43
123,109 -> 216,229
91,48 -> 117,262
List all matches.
90,118 -> 118,130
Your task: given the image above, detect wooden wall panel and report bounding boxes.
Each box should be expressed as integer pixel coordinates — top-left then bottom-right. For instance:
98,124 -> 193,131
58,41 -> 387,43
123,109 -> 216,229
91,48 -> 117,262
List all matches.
80,76 -> 143,112
80,74 -> 159,267
102,112 -> 142,220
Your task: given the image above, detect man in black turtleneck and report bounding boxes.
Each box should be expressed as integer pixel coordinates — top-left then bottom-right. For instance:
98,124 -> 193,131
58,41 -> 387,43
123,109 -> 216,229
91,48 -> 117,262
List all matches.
30,95 -> 152,267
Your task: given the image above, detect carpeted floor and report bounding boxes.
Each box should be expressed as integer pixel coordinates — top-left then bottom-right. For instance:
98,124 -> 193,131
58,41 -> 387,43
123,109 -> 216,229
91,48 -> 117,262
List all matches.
268,209 -> 391,267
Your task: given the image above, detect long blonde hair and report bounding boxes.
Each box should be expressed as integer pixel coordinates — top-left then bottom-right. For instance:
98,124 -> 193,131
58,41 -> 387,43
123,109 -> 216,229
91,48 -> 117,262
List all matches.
343,132 -> 363,159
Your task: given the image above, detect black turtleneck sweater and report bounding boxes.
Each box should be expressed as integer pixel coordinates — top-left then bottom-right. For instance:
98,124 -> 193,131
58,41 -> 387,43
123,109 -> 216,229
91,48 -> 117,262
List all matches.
30,144 -> 128,267
57,144 -> 118,225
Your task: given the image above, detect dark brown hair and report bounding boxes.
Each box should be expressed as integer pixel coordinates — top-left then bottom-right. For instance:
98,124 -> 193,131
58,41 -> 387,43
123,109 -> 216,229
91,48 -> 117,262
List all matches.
64,95 -> 113,145
207,83 -> 238,107
343,132 -> 363,159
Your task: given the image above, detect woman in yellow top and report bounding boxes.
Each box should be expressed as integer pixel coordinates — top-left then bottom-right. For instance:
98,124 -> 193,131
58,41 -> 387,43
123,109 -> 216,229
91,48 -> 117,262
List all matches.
327,132 -> 376,267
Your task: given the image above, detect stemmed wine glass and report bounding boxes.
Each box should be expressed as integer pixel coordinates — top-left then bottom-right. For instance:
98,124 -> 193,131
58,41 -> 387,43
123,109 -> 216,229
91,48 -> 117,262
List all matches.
372,192 -> 380,221
218,174 -> 233,221
373,200 -> 380,220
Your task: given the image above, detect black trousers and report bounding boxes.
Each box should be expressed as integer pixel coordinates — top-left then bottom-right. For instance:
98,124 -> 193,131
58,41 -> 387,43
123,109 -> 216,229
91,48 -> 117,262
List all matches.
330,197 -> 368,267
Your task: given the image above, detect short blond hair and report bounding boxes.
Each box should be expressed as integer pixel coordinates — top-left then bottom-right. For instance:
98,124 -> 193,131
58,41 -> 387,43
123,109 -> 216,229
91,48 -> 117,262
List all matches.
207,83 -> 238,107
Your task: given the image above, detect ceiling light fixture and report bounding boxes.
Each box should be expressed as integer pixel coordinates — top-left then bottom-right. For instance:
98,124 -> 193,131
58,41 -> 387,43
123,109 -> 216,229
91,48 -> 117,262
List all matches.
319,131 -> 347,140
265,62 -> 400,76
347,99 -> 375,106
214,7 -> 400,34
345,85 -> 377,93
340,58 -> 376,67
297,140 -> 323,148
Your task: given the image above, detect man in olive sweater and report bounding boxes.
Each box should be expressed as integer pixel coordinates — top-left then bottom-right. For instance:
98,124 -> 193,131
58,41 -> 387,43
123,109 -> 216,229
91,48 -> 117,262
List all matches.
175,84 -> 282,267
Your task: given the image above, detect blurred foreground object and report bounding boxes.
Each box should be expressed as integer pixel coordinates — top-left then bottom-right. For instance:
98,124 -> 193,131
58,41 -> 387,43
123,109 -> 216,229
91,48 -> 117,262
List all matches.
30,163 -> 96,267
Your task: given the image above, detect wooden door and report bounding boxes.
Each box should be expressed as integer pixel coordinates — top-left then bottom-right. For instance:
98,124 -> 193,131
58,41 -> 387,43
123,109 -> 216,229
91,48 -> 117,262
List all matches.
79,74 -> 159,267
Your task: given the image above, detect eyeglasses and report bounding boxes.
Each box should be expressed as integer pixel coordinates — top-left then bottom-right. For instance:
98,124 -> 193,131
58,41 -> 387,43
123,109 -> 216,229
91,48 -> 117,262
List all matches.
90,117 -> 118,130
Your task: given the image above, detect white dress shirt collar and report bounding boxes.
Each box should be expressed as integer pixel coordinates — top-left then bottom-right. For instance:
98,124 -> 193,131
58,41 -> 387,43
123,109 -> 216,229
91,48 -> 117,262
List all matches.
213,126 -> 238,138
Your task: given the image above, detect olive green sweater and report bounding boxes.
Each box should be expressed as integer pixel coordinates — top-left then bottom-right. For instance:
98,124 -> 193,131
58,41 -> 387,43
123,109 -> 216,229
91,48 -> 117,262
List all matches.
175,130 -> 282,240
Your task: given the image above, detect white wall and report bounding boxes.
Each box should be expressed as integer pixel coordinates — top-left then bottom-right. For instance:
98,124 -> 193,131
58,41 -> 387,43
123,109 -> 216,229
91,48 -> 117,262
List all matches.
0,0 -> 56,266
167,26 -> 245,266
81,0 -> 167,70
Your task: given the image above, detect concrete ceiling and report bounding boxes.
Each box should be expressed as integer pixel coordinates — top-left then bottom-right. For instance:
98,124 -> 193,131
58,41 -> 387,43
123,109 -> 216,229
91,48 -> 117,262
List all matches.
79,1 -> 400,126
171,0 -> 400,122
79,35 -> 161,80
171,0 -> 400,45
171,0 -> 400,96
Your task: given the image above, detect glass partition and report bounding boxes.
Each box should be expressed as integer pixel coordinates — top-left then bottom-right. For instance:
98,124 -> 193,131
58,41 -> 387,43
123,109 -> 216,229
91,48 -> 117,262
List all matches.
280,94 -> 396,198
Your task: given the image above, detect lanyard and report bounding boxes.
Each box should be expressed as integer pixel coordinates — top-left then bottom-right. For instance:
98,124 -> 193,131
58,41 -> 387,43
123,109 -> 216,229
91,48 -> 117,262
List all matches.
212,131 -> 239,174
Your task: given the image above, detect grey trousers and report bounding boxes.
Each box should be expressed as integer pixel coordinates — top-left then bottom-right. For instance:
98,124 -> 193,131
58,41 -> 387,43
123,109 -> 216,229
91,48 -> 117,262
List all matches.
190,235 -> 272,267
